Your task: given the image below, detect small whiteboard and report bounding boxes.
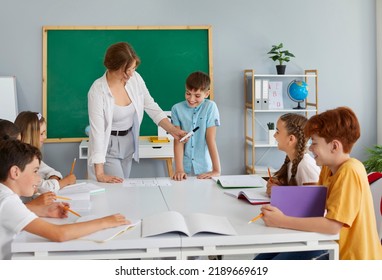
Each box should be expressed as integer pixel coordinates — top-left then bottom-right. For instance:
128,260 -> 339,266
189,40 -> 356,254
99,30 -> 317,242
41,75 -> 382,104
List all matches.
0,76 -> 18,121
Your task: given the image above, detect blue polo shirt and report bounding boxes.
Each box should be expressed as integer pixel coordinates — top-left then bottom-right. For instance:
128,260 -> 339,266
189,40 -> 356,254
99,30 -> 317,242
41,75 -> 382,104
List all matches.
171,99 -> 220,175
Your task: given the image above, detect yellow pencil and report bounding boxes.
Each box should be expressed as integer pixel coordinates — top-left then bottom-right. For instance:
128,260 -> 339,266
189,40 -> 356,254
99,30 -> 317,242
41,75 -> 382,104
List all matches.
64,206 -> 81,217
267,167 -> 272,181
248,213 -> 264,224
55,195 -> 71,200
70,158 -> 76,174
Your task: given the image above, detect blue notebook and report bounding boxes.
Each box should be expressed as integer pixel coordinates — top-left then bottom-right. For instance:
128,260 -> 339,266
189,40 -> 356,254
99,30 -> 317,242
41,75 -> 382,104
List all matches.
270,186 -> 327,217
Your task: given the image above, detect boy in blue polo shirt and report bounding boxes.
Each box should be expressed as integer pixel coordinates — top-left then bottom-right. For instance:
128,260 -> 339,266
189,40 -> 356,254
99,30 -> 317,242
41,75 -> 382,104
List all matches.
171,71 -> 221,180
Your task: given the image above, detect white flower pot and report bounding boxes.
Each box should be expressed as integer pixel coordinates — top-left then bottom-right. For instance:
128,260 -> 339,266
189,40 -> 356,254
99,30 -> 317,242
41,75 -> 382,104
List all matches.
269,130 -> 276,145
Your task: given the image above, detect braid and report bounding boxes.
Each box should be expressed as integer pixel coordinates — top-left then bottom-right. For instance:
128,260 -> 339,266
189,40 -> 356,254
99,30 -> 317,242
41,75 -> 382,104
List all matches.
274,156 -> 290,185
289,121 -> 308,185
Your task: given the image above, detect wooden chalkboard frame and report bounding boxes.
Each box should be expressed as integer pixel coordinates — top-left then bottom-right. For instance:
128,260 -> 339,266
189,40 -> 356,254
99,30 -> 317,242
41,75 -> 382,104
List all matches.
42,26 -> 213,143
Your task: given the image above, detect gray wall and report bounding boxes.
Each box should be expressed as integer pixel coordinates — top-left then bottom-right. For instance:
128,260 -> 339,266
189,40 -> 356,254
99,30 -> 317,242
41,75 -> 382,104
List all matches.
0,0 -> 377,179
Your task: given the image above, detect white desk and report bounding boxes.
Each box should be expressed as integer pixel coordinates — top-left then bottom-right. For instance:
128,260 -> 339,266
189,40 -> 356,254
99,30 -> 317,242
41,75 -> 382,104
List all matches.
161,178 -> 339,259
79,137 -> 174,177
12,184 -> 182,260
11,178 -> 339,260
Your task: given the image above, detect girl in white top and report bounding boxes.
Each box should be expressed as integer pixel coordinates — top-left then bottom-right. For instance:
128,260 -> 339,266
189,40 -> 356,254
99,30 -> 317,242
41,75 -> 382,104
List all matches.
267,113 -> 321,196
14,111 -> 76,193
87,42 -> 186,183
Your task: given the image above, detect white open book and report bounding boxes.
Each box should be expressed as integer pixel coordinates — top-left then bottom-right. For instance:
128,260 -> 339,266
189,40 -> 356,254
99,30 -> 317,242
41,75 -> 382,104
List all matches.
141,211 -> 237,237
212,175 -> 266,188
76,216 -> 140,243
224,189 -> 270,205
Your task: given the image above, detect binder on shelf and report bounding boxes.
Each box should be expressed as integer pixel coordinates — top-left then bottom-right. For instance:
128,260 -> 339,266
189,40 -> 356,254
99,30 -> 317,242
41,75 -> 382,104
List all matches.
261,80 -> 269,109
268,81 -> 284,109
255,79 -> 262,110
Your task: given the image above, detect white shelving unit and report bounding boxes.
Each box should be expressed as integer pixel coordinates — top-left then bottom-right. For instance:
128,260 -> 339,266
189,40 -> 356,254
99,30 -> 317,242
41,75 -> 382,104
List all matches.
244,69 -> 318,175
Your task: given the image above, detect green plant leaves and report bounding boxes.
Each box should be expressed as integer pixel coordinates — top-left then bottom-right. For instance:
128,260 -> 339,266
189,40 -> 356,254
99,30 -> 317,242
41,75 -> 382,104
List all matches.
267,43 -> 295,65
363,145 -> 382,173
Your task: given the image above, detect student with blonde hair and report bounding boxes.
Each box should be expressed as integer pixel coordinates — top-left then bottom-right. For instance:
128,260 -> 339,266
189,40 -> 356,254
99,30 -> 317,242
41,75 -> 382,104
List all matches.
14,111 -> 76,193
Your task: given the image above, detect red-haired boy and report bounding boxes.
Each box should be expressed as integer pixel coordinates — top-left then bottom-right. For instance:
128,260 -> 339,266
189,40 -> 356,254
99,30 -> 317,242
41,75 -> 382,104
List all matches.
259,107 -> 382,260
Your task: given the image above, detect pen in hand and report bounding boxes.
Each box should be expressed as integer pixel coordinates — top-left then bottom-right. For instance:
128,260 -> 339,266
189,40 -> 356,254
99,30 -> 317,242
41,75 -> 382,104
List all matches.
267,167 -> 272,182
180,126 -> 200,142
70,158 -> 76,174
64,205 -> 81,217
248,213 -> 264,224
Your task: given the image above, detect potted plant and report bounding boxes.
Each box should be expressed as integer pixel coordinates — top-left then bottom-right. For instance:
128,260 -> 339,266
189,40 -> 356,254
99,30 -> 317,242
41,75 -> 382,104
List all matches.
363,145 -> 382,173
267,43 -> 295,75
267,122 -> 276,145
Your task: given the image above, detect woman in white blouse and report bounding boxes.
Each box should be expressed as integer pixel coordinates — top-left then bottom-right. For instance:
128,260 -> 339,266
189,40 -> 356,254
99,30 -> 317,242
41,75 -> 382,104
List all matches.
87,42 -> 186,183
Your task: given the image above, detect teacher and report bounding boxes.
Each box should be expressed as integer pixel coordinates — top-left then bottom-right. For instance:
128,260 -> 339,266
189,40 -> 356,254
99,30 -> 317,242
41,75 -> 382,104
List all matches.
87,42 -> 186,183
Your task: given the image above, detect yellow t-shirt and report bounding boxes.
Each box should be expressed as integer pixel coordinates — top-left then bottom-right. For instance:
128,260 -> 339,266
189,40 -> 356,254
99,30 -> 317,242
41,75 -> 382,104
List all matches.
319,158 -> 382,260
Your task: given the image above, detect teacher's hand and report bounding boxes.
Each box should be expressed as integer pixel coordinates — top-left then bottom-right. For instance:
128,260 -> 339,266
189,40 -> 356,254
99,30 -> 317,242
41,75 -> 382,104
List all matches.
96,173 -> 124,183
169,127 -> 188,141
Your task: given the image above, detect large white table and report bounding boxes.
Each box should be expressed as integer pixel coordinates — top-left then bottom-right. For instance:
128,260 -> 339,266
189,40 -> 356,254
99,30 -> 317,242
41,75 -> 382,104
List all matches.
11,178 -> 339,260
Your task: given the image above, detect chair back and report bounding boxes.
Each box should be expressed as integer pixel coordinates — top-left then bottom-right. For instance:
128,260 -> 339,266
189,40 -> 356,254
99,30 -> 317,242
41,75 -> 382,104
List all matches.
368,172 -> 382,241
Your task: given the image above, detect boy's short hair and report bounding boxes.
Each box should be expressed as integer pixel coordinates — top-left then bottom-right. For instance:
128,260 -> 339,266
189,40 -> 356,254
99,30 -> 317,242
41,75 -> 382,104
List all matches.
0,140 -> 42,181
0,119 -> 20,140
304,106 -> 360,153
186,71 -> 210,91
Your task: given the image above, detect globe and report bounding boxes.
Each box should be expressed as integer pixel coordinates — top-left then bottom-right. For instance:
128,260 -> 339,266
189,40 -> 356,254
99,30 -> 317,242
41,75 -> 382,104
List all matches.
287,80 -> 309,109
85,125 -> 90,136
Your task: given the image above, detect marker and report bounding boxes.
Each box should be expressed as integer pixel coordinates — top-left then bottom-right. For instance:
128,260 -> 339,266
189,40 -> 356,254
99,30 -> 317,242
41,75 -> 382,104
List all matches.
180,126 -> 200,142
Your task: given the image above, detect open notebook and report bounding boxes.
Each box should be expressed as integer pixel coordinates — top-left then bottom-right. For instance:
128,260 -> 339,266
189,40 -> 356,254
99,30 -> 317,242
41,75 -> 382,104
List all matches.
76,216 -> 140,243
212,175 -> 266,188
141,211 -> 237,237
224,189 -> 270,205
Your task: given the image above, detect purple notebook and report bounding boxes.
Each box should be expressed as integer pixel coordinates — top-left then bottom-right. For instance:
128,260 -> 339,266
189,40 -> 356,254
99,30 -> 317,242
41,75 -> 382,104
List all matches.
271,186 -> 327,217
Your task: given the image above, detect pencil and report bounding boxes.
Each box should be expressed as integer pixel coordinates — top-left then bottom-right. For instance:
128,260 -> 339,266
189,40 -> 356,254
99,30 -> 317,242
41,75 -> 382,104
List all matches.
70,158 -> 76,174
64,206 -> 81,217
248,213 -> 264,224
55,195 -> 71,200
267,167 -> 272,181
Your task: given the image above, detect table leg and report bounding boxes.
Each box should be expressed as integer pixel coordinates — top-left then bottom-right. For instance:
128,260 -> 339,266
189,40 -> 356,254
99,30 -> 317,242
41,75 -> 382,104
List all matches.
165,158 -> 174,177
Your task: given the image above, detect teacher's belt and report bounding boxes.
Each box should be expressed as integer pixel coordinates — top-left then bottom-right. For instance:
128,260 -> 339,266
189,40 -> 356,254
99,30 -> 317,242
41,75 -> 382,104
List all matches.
110,128 -> 130,136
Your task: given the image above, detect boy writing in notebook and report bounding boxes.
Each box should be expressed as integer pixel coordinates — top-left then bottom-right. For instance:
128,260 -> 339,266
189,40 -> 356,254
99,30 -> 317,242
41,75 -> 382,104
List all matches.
258,107 -> 382,260
0,140 -> 129,260
171,71 -> 221,180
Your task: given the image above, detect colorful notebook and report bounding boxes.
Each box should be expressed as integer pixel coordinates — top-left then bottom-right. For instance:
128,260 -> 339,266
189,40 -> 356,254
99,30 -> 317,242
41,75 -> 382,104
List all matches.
224,189 -> 270,205
271,186 -> 327,217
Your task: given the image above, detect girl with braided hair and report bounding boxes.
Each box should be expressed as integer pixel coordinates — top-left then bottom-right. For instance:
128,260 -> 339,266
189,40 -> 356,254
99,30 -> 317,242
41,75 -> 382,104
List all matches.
266,113 -> 320,197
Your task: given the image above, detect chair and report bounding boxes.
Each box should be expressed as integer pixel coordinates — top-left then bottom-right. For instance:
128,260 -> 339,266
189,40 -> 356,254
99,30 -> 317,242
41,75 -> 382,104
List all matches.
368,172 -> 382,241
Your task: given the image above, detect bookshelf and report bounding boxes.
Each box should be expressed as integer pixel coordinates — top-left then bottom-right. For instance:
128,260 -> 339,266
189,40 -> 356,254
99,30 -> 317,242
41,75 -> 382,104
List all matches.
243,69 -> 318,175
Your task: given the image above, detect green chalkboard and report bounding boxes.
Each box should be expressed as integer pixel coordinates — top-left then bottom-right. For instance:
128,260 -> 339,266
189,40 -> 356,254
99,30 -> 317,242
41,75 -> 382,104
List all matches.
42,26 -> 212,142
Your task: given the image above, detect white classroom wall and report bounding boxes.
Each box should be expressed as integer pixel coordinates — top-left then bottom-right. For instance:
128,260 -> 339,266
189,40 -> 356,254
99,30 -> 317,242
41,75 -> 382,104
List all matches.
0,0 -> 377,179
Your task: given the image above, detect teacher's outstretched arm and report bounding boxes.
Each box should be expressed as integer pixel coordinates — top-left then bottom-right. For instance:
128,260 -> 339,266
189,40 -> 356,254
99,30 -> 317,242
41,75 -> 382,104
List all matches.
158,118 -> 187,141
